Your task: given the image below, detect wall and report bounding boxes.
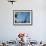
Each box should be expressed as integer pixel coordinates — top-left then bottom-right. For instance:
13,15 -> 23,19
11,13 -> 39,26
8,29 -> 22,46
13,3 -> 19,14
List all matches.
0,0 -> 46,42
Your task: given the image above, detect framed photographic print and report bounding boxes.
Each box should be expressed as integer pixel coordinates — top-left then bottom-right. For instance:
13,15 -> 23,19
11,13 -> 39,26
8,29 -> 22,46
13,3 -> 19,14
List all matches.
13,10 -> 32,25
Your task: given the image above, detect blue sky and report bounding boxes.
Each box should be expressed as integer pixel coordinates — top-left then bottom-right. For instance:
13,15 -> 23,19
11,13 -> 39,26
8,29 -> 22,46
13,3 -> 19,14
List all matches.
15,12 -> 30,23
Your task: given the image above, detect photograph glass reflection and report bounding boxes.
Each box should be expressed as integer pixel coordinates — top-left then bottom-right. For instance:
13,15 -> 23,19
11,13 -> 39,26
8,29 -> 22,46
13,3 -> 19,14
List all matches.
15,12 -> 30,23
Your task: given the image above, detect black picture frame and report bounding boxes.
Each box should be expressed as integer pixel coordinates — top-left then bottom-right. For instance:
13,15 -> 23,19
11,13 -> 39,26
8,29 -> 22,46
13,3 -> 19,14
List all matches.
13,10 -> 33,26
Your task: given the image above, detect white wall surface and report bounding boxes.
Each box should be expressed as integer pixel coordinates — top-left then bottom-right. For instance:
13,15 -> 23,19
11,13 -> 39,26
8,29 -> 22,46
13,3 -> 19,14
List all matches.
0,0 -> 46,42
